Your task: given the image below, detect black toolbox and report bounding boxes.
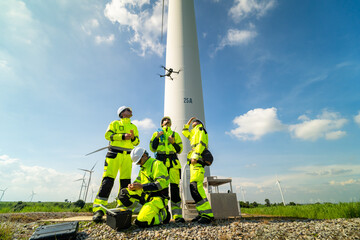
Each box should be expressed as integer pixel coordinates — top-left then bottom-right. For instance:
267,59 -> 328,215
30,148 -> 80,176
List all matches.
29,221 -> 78,240
106,208 -> 132,230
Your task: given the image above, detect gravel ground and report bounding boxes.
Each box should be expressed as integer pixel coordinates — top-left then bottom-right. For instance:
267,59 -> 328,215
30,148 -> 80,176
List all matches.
1,213 -> 360,239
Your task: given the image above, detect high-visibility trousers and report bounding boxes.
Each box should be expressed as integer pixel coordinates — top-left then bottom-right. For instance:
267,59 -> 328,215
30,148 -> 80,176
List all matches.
118,188 -> 169,227
167,159 -> 183,220
189,163 -> 214,219
93,151 -> 132,214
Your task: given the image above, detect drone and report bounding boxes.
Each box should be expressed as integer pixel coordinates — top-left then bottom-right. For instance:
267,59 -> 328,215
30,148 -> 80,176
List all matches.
159,66 -> 180,80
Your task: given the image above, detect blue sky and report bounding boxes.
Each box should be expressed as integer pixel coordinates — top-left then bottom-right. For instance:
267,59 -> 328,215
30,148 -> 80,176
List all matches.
1,0 -> 360,204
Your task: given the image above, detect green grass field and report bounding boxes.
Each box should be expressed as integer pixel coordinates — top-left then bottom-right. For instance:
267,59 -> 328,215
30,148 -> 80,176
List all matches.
0,201 -> 92,213
241,202 -> 360,219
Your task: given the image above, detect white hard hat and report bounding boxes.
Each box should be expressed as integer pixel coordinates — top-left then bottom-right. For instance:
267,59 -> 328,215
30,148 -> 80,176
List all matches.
130,147 -> 146,163
117,106 -> 132,117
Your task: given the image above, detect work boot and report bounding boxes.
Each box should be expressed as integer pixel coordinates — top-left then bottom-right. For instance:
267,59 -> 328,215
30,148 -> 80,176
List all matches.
92,210 -> 104,223
175,217 -> 185,223
198,216 -> 212,224
191,215 -> 201,222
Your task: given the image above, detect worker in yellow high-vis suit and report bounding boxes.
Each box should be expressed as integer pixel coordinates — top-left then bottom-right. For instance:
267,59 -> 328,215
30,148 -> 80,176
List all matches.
92,106 -> 140,223
182,117 -> 214,224
118,147 -> 170,227
149,116 -> 184,222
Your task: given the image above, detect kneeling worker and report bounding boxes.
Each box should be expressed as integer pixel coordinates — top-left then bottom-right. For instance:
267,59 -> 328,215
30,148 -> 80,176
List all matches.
117,147 -> 170,227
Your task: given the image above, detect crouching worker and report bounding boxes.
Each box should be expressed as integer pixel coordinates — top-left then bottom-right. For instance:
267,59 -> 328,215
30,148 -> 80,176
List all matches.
117,147 -> 170,227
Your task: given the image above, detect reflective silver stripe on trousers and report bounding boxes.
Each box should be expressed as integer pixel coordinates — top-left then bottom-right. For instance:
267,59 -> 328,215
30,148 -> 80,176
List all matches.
128,201 -> 139,210
172,208 -> 182,215
199,209 -> 213,214
171,201 -> 181,207
196,198 -> 209,207
155,182 -> 162,190
95,196 -> 108,201
93,204 -> 103,208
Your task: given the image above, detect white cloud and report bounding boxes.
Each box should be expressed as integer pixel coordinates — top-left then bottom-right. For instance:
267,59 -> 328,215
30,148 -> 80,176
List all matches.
354,111 -> 360,126
0,155 -> 85,202
289,110 -> 347,141
0,60 -> 11,71
330,179 -> 359,186
0,155 -> 19,166
104,0 -> 165,56
132,118 -> 156,131
216,29 -> 257,52
229,164 -> 360,203
325,130 -> 346,140
81,18 -> 100,35
0,0 -> 48,47
227,107 -> 285,140
229,0 -> 276,22
95,34 -> 115,44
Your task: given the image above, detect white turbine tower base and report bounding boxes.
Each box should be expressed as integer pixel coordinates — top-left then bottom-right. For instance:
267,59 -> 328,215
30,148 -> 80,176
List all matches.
164,0 -> 210,209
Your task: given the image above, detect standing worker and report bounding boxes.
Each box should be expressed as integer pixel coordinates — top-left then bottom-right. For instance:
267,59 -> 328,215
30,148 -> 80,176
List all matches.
182,117 -> 214,224
118,147 -> 170,227
149,117 -> 185,222
92,106 -> 140,223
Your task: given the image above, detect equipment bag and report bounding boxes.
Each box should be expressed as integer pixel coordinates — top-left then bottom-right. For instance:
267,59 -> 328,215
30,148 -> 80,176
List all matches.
201,149 -> 213,166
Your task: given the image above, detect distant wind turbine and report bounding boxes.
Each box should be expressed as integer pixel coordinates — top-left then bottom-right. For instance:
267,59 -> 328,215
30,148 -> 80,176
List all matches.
29,190 -> 36,202
91,188 -> 96,202
0,188 -> 8,201
275,178 -> 286,206
78,162 -> 97,203
74,173 -> 86,200
240,186 -> 246,202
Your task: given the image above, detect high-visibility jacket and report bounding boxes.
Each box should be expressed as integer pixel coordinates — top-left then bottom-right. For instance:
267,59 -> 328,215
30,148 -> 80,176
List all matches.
150,126 -> 182,155
118,157 -> 170,227
105,118 -> 140,150
182,123 -> 208,161
134,157 -> 170,196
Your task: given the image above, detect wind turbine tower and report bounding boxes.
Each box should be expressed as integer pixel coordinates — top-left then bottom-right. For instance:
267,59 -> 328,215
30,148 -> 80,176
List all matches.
29,190 -> 36,202
75,173 -> 86,200
78,162 -> 96,203
276,179 -> 286,206
240,186 -> 246,202
0,188 -> 7,201
164,0 -> 209,204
